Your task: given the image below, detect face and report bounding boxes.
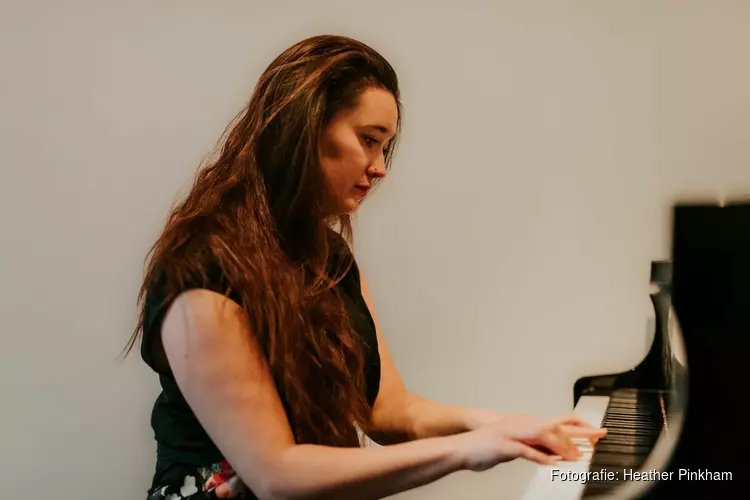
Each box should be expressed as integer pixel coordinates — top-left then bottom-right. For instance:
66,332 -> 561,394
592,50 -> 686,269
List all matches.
319,87 -> 398,214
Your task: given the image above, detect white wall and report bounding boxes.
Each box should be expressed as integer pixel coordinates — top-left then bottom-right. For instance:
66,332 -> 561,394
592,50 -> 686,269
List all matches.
2,1 -> 748,499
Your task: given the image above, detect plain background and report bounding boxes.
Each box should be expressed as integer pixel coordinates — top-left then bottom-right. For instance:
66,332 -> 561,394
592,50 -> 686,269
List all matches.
2,1 -> 749,498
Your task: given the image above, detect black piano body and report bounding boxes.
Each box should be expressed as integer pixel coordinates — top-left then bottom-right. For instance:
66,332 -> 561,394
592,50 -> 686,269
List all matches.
573,200 -> 750,499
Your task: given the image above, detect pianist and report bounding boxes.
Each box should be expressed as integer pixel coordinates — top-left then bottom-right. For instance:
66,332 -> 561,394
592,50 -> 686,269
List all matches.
125,34 -> 605,499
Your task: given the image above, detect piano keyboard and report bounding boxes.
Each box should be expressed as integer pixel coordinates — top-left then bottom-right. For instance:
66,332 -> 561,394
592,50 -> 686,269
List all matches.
521,390 -> 671,500
582,389 -> 670,497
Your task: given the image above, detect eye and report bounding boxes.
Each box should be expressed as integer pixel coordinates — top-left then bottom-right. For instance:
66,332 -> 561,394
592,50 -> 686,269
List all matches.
364,135 -> 390,156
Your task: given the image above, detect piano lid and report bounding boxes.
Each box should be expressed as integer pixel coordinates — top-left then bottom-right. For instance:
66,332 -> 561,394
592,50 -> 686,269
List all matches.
608,200 -> 750,499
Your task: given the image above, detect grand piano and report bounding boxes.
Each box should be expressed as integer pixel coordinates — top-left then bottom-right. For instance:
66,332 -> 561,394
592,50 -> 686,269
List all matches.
521,200 -> 750,499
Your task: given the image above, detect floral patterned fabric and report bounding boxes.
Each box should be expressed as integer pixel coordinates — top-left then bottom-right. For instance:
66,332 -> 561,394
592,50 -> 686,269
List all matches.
147,460 -> 250,499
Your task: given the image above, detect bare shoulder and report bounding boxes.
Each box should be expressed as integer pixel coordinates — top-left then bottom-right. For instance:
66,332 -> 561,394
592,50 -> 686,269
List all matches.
161,289 -> 244,346
160,288 -> 274,390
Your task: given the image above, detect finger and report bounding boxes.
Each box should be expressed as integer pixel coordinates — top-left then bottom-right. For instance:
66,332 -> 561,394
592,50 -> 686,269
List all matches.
591,433 -> 605,444
551,429 -> 582,460
560,424 -> 608,441
508,420 -> 556,441
514,442 -> 558,465
536,430 -> 580,461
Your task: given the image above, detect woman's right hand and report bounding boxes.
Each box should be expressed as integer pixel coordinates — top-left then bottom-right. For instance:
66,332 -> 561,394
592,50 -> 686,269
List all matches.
455,416 -> 607,471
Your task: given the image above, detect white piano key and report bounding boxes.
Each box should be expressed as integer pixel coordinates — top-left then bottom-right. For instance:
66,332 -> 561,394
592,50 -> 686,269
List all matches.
519,395 -> 610,500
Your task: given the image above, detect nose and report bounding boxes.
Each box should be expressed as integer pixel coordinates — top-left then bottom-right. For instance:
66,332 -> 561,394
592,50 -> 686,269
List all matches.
367,162 -> 386,179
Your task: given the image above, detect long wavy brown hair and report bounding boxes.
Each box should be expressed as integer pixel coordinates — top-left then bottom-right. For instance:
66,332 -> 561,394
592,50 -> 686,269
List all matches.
124,34 -> 402,446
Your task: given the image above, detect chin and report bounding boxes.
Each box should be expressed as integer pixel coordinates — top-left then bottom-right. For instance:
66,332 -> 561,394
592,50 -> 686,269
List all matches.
339,197 -> 360,215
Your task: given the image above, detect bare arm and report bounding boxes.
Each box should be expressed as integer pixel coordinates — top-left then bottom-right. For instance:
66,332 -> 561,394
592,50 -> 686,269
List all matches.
359,275 -> 598,445
161,290 -> 590,499
360,276 -> 485,443
160,290 -> 469,500
374,393 -> 480,442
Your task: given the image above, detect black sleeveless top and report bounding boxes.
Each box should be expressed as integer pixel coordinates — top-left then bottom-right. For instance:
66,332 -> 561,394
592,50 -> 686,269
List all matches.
140,244 -> 382,469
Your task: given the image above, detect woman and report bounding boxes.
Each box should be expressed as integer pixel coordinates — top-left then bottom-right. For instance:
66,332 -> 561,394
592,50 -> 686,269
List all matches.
125,34 -> 605,499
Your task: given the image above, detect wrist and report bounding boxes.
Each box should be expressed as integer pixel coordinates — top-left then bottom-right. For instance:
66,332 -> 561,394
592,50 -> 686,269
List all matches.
440,433 -> 472,472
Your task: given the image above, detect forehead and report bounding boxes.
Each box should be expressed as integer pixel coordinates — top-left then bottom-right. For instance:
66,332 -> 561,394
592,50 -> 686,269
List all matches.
343,87 -> 398,135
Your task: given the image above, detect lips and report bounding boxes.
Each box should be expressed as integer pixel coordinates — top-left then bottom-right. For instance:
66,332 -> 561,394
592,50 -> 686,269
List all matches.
354,185 -> 370,193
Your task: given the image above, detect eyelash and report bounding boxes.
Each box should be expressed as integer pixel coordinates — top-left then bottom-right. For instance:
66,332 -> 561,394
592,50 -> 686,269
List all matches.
364,135 -> 389,154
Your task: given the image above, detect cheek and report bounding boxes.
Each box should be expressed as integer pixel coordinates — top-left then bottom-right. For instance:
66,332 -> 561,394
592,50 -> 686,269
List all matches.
320,126 -> 369,195
331,142 -> 368,186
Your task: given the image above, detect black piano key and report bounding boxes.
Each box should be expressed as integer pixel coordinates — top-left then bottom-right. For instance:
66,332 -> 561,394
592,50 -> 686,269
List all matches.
589,453 -> 650,468
595,437 -> 656,447
593,443 -> 654,454
602,426 -> 661,435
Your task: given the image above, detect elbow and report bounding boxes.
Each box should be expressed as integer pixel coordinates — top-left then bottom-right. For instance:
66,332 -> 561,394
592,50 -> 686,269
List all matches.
251,467 -> 310,500
237,448 -> 298,500
256,475 -> 335,500
238,464 -> 288,500
366,426 -> 412,446
251,471 -> 295,500
247,448 -> 336,500
368,392 -> 420,444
